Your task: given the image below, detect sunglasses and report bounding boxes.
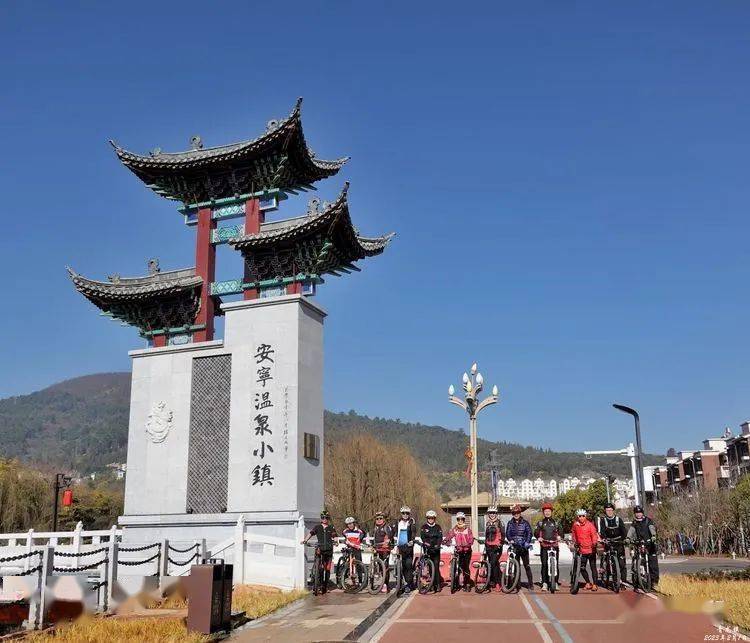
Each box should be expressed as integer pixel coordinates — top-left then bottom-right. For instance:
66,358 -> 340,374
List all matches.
457,518 -> 465,521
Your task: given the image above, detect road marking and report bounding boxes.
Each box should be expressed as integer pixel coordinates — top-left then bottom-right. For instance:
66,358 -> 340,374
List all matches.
532,594 -> 574,643
519,592 -> 554,643
369,592 -> 415,643
397,618 -> 625,624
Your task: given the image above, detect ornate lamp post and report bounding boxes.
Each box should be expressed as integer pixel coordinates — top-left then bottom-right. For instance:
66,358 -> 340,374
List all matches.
448,363 -> 500,540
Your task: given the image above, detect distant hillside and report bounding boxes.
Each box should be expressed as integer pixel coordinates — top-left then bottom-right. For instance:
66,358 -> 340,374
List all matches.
0,373 -> 661,480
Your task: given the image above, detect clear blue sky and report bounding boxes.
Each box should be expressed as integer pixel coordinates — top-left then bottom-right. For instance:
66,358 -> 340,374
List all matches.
2,2 -> 749,454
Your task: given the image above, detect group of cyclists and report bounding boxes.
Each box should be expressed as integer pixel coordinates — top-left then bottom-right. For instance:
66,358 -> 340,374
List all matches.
301,502 -> 660,595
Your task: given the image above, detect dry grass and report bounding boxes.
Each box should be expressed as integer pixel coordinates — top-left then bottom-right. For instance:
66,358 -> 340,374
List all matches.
27,586 -> 307,641
231,585 -> 307,619
658,574 -> 750,630
26,615 -> 209,643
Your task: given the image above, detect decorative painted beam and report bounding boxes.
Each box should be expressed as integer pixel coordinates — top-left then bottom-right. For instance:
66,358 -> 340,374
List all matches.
211,274 -> 323,297
178,189 -> 285,214
141,324 -> 206,338
211,224 -> 245,244
210,279 -> 244,296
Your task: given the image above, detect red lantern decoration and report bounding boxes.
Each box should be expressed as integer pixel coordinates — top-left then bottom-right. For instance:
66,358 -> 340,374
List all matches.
62,489 -> 73,507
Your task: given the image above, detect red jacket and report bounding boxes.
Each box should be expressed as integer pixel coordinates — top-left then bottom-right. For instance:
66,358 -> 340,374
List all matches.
571,518 -> 599,554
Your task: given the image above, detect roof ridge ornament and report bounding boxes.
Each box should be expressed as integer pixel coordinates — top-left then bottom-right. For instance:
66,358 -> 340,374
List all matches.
190,135 -> 203,150
148,258 -> 161,275
266,119 -> 281,132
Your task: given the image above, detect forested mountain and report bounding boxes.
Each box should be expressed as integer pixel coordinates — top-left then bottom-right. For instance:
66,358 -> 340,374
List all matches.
0,373 -> 661,479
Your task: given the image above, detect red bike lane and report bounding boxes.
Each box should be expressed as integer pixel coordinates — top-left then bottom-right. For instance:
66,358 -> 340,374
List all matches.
373,587 -> 727,643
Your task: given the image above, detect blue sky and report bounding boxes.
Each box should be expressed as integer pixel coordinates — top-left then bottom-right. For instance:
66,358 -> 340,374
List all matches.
2,2 -> 749,454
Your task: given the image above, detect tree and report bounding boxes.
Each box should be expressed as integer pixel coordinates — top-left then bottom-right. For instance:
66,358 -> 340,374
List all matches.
325,433 -> 448,531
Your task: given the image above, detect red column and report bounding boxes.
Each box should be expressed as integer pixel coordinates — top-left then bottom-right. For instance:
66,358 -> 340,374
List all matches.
153,335 -> 167,348
286,282 -> 302,295
194,207 -> 216,342
243,199 -> 263,300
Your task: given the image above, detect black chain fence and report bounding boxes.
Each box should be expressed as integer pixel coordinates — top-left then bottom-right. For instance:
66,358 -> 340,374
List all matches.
53,559 -> 108,573
119,543 -> 159,553
12,565 -> 42,577
55,547 -> 108,558
0,551 -> 42,564
118,552 -> 161,567
168,543 -> 199,554
167,552 -> 199,567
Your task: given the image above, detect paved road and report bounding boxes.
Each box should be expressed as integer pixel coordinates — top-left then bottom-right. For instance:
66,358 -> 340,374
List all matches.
370,587 -> 733,643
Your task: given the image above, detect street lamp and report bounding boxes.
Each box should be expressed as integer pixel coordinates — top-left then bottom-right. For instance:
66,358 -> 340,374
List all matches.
448,363 -> 500,541
613,404 -> 646,507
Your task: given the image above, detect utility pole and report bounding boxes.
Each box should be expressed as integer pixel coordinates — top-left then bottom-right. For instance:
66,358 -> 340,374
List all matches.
52,473 -> 72,532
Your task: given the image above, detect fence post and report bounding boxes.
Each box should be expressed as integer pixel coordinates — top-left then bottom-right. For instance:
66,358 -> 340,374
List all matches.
295,515 -> 306,590
159,539 -> 169,590
106,528 -> 118,612
73,522 -> 83,555
25,529 -> 34,572
31,546 -> 54,630
234,515 -> 245,584
99,544 -> 109,613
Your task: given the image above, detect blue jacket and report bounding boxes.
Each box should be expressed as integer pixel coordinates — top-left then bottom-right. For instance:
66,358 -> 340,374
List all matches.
505,517 -> 532,546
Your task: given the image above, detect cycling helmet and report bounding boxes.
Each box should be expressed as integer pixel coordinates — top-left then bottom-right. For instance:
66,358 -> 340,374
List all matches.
576,509 -> 587,517
486,506 -> 498,514
426,510 -> 437,518
455,511 -> 466,519
511,504 -> 522,514
604,502 -> 615,510
541,502 -> 554,511
374,511 -> 385,519
400,506 -> 411,514
633,505 -> 644,514
345,516 -> 355,524
320,511 -> 330,519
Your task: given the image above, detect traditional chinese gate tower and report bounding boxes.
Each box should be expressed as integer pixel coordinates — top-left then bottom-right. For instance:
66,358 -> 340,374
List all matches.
68,99 -> 392,588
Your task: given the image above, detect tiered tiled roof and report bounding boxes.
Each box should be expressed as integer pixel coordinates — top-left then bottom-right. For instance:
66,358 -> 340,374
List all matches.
111,98 -> 348,203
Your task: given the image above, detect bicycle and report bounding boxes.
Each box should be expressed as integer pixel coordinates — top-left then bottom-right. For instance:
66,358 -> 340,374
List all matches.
448,541 -> 474,593
539,539 -> 559,594
306,544 -> 325,596
569,541 -> 582,595
473,538 -> 491,594
337,543 -> 368,593
363,537 -> 387,594
501,543 -> 525,593
413,538 -> 437,595
391,542 -> 409,596
630,538 -> 654,593
599,538 -> 622,593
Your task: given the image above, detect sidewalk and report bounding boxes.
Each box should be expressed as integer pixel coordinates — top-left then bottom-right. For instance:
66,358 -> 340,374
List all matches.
232,590 -> 392,642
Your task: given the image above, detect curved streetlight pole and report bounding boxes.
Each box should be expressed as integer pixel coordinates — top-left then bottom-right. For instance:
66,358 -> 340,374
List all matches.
613,404 -> 646,506
448,363 -> 500,541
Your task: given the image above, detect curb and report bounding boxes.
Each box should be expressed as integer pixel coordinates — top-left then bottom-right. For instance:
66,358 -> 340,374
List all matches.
342,592 -> 400,641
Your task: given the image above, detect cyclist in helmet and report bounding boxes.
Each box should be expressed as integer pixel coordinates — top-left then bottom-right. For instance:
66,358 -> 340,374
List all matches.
627,505 -> 659,585
570,508 -> 599,591
597,502 -> 627,590
443,511 -> 474,591
420,510 -> 444,592
535,502 -> 561,591
505,503 -> 534,590
371,511 -> 393,592
301,511 -> 338,593
343,516 -> 365,562
484,506 -> 505,592
391,506 -> 417,593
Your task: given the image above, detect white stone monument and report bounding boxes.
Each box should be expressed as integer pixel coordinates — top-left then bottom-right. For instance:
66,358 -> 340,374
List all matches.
119,295 -> 324,588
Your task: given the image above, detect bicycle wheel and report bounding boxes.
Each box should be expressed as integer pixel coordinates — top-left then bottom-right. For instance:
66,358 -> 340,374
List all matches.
335,557 -> 346,589
450,558 -> 459,594
474,559 -> 490,594
548,554 -> 557,594
393,556 -> 404,596
312,555 -> 321,596
417,558 -> 435,595
368,557 -> 386,594
501,556 -> 520,593
343,559 -> 368,593
611,554 -> 620,593
570,555 -> 580,595
637,559 -> 652,592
